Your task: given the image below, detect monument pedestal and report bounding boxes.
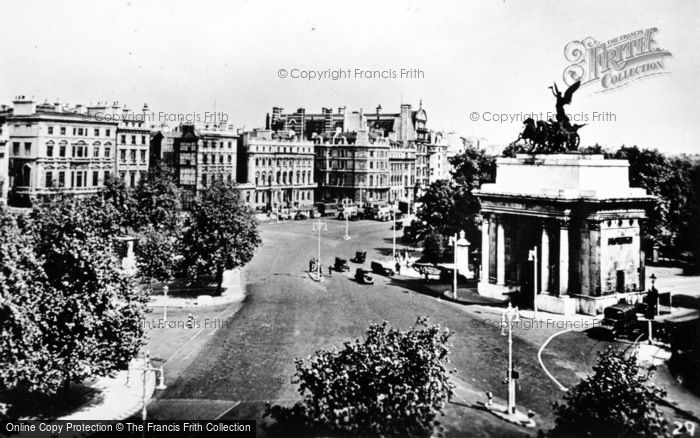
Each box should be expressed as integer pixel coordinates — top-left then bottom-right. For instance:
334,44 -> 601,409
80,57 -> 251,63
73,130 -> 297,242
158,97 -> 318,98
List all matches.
537,294 -> 576,316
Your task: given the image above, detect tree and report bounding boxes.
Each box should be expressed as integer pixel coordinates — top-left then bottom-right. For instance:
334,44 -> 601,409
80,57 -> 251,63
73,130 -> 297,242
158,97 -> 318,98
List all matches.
101,174 -> 138,232
422,230 -> 446,263
181,181 -> 261,292
133,163 -> 182,231
550,347 -> 668,438
265,317 -> 454,437
24,193 -> 148,396
0,207 -> 58,396
136,225 -> 178,293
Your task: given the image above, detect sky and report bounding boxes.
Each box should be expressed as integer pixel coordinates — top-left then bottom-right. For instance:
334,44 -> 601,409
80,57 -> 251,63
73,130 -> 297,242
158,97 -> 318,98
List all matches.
1,0 -> 698,153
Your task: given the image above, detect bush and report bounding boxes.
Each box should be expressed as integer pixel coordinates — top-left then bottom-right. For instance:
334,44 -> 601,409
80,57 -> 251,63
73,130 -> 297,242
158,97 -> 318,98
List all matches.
549,347 -> 669,437
265,317 -> 454,437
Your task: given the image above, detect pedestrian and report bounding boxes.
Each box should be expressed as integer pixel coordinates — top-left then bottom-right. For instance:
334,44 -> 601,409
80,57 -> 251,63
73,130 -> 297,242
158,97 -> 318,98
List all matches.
395,261 -> 401,275
186,313 -> 194,329
328,264 -> 333,276
485,391 -> 493,407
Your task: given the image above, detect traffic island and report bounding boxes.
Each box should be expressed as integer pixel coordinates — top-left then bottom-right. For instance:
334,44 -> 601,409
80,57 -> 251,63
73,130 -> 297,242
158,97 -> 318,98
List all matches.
484,402 -> 536,428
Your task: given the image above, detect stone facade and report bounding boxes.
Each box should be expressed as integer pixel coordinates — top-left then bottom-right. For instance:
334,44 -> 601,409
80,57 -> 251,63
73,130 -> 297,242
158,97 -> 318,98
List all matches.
475,153 -> 654,315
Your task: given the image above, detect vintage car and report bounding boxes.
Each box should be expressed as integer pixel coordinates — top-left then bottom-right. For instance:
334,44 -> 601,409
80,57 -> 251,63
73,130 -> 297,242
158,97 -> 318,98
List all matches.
355,268 -> 374,285
370,260 -> 395,276
392,220 -> 404,230
600,304 -> 639,339
334,257 -> 350,272
351,251 -> 367,263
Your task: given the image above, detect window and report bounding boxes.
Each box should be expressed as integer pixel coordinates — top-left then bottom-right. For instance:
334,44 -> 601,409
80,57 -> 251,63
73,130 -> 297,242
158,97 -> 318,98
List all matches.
120,150 -> 126,162
94,146 -> 100,158
59,145 -> 66,157
94,128 -> 100,136
129,172 -> 136,187
92,171 -> 99,186
76,171 -> 83,187
46,144 -> 54,157
78,128 -> 84,136
58,171 -> 65,187
73,128 -> 77,135
202,173 -> 207,186
48,126 -> 54,134
12,142 -> 19,155
140,150 -> 146,163
105,129 -> 111,137
228,155 -> 232,163
121,135 -> 126,144
203,155 -> 208,164
105,147 -> 111,158
219,155 -> 224,164
24,142 -> 31,154
130,150 -> 136,162
131,136 -> 136,145
104,170 -> 110,182
60,127 -> 66,135
45,172 -> 53,187
141,135 -> 146,145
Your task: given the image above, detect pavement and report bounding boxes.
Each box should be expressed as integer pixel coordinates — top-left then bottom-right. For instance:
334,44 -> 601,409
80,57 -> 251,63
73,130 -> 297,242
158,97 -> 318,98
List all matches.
57,358 -> 156,421
148,269 -> 246,308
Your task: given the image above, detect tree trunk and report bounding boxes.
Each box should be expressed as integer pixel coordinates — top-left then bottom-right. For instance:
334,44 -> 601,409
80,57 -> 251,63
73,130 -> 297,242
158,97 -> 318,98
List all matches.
216,267 -> 224,294
63,372 -> 71,402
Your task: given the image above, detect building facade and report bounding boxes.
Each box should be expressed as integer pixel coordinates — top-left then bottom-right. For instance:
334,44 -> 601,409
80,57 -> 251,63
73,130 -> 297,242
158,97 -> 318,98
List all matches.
314,130 -> 390,204
5,96 -> 118,206
237,129 -> 315,211
172,123 -> 238,204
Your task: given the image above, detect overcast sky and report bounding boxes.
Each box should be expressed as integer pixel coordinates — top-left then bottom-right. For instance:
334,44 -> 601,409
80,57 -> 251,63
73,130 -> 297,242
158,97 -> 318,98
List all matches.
1,0 -> 698,153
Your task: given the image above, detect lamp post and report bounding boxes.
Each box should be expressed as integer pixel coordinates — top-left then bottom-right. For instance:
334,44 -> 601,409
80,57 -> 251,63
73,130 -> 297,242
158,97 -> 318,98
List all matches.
341,197 -> 351,240
500,303 -> 521,415
528,247 -> 538,319
162,285 -> 169,323
131,351 -> 167,423
392,205 -> 397,260
449,231 -> 470,300
312,219 -> 327,280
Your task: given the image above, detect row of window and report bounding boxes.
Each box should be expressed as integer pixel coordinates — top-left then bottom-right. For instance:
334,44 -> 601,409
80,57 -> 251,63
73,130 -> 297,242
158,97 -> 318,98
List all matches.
203,140 -> 234,149
46,126 -> 112,137
255,157 -> 312,168
328,174 -> 388,187
119,149 -> 148,164
45,169 -> 111,188
201,172 -> 233,186
254,189 -> 313,204
202,154 -> 233,164
251,145 -> 313,154
120,134 -> 148,145
254,170 -> 313,186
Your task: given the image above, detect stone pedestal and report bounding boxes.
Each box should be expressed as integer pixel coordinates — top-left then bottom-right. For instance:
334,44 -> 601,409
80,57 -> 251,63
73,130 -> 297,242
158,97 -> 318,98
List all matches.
537,294 -> 576,316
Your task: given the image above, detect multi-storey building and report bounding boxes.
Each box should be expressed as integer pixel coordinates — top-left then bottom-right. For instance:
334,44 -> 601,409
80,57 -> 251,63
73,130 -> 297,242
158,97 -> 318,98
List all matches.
5,96 -> 118,206
172,123 -> 238,204
0,109 -> 9,203
314,129 -> 390,204
237,129 -> 316,211
270,103 -> 430,206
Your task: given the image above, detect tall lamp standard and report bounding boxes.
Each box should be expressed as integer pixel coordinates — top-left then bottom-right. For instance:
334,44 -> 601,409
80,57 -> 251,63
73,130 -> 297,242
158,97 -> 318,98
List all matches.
131,351 -> 167,423
341,197 -> 351,240
312,219 -> 327,280
449,231 -> 470,300
500,303 -> 521,415
528,247 -> 538,319
162,285 -> 169,323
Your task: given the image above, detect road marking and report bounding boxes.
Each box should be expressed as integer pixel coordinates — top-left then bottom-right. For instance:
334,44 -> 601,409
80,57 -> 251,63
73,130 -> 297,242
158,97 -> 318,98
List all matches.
165,304 -> 239,364
214,401 -> 241,420
538,329 -> 571,392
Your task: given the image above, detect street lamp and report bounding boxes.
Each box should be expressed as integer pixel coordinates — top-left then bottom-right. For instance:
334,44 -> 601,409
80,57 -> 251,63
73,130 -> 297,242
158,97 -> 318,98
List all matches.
500,303 -> 521,415
131,351 -> 167,422
391,205 -> 397,260
341,197 -> 351,240
312,219 -> 327,280
528,247 -> 538,319
162,285 -> 169,323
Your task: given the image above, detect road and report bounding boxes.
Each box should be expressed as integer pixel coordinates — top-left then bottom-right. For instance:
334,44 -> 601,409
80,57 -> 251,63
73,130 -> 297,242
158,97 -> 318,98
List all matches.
147,218 -> 617,436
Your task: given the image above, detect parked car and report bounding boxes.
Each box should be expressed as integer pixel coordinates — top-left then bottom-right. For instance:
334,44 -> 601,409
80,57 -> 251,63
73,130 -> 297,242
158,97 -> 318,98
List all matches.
355,268 -> 374,285
392,220 -> 403,230
351,251 -> 367,263
334,257 -> 350,272
600,304 -> 639,339
294,211 -> 309,220
371,260 -> 395,276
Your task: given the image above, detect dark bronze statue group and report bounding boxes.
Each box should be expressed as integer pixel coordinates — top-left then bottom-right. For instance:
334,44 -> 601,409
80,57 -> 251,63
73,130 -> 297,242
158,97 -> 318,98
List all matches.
513,81 -> 585,153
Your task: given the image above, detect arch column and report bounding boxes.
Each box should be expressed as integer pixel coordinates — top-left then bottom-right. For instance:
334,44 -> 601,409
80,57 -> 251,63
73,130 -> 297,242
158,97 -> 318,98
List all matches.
496,216 -> 506,286
558,218 -> 570,296
540,220 -> 550,294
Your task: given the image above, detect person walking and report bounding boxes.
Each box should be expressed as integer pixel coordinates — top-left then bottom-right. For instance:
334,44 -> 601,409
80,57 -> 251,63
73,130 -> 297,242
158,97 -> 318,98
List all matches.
328,264 -> 333,276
